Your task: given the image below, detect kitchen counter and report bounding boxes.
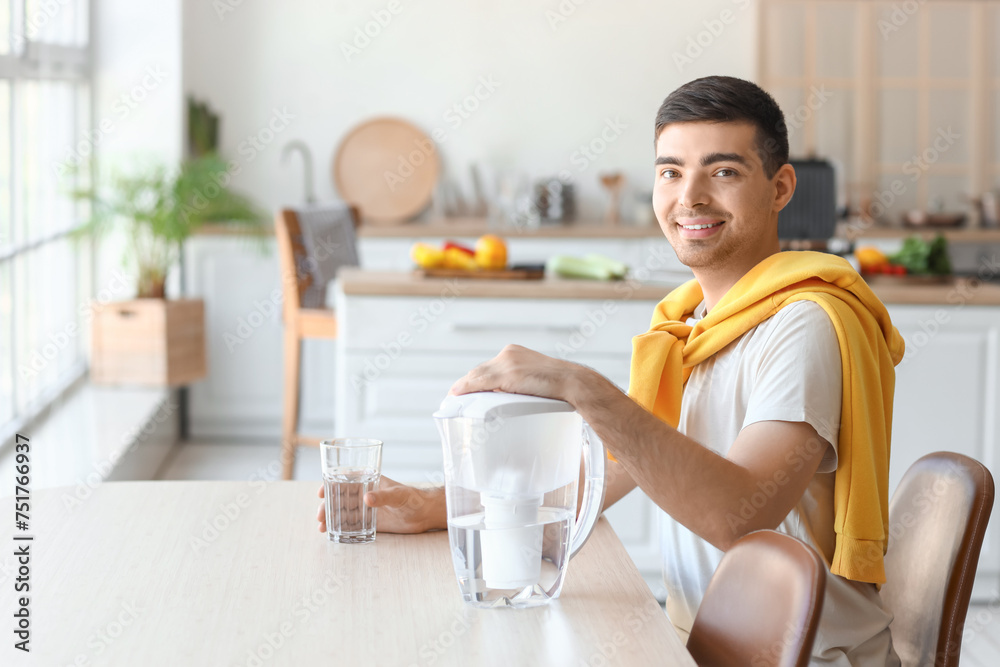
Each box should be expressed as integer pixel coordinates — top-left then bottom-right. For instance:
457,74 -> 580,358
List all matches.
0,481 -> 695,666
338,267 -> 679,300
338,268 -> 1000,305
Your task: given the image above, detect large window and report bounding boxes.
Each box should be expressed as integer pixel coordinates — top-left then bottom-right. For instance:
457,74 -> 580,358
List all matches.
0,0 -> 91,441
759,0 -> 1000,225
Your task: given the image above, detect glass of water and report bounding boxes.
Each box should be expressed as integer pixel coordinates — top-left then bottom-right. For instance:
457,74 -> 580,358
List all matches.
320,438 -> 383,544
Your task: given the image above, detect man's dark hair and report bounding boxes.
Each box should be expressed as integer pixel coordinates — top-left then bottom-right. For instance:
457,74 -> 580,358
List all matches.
654,76 -> 789,179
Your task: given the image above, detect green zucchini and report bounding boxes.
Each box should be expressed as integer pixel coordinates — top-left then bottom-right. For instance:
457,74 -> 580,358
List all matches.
546,255 -> 615,280
583,253 -> 629,278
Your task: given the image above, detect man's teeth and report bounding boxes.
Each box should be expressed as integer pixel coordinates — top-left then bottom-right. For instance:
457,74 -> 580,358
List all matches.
683,221 -> 723,230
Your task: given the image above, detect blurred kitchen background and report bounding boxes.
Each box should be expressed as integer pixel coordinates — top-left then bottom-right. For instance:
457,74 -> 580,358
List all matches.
2,2 -> 1000,652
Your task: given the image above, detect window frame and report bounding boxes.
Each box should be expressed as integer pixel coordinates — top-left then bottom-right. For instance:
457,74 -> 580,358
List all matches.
0,0 -> 93,445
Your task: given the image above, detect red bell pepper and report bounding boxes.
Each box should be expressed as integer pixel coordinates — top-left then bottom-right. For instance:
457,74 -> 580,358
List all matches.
443,241 -> 475,257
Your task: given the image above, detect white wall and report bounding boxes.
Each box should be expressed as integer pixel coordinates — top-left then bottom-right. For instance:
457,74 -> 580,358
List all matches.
92,0 -> 184,297
93,0 -> 183,165
182,0 -> 758,220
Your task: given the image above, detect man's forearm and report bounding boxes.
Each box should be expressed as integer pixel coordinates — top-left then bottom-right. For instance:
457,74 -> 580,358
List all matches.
568,367 -> 786,551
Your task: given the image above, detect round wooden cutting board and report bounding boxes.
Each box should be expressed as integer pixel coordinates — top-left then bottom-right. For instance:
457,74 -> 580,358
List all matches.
332,117 -> 440,225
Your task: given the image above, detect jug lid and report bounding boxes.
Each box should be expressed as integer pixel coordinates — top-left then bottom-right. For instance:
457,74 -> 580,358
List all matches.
433,391 -> 575,421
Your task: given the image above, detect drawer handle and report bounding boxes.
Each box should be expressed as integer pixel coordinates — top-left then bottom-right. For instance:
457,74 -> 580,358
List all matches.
449,323 -> 577,334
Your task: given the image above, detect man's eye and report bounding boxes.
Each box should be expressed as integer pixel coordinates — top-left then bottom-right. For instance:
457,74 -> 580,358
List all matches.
715,168 -> 737,177
660,169 -> 678,179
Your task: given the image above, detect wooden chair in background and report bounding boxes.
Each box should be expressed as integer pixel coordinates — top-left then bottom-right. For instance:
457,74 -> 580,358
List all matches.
274,206 -> 359,480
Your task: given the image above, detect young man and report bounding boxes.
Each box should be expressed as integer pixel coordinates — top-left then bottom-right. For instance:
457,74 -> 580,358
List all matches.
317,76 -> 905,666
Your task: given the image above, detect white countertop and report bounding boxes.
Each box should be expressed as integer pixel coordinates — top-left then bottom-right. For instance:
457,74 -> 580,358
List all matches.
0,481 -> 695,666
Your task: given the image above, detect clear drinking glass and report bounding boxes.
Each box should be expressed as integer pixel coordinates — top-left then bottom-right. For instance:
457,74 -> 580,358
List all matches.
320,438 -> 383,544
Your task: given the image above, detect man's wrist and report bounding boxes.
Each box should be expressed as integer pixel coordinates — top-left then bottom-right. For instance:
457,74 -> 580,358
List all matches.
421,485 -> 448,532
566,364 -> 613,413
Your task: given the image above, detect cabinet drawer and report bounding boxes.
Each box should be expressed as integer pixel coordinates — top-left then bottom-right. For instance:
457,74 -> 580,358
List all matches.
339,295 -> 655,356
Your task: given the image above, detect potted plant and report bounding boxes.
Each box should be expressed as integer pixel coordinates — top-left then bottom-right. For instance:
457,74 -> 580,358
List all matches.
74,154 -> 265,385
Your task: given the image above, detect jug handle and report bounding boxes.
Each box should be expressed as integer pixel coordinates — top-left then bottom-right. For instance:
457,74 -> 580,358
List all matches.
569,422 -> 607,559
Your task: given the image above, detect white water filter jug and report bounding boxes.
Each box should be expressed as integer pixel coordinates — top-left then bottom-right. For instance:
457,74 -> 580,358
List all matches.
434,391 -> 606,608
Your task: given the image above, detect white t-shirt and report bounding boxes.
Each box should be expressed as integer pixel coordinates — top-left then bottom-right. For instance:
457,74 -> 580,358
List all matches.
661,299 -> 900,667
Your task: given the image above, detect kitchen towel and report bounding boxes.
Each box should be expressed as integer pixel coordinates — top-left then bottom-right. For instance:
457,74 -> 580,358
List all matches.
296,203 -> 359,308
628,250 -> 905,585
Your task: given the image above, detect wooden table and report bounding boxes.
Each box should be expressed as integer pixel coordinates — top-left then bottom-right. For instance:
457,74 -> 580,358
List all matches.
1,481 -> 694,666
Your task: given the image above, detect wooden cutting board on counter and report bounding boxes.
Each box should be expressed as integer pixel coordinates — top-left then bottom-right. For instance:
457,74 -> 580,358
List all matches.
415,267 -> 545,280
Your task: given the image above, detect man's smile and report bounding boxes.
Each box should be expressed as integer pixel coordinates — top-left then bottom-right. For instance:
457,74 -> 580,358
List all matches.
675,217 -> 727,238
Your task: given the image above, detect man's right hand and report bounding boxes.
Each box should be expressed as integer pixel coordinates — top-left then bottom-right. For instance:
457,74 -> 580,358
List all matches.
316,476 -> 446,534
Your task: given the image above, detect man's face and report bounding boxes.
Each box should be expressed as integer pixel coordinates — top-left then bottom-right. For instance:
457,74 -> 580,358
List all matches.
652,121 -> 783,271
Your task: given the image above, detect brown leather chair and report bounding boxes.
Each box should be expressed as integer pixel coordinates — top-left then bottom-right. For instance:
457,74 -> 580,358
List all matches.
880,452 -> 995,667
687,529 -> 826,667
274,207 -> 359,479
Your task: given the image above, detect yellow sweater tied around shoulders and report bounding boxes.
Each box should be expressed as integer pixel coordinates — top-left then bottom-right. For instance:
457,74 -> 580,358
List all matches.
628,250 -> 905,585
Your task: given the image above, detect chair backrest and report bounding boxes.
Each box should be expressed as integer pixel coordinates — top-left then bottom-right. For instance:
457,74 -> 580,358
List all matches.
274,205 -> 359,320
880,452 -> 995,667
687,530 -> 826,667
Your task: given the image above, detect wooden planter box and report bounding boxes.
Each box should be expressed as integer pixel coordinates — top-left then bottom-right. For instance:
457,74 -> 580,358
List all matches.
91,299 -> 207,386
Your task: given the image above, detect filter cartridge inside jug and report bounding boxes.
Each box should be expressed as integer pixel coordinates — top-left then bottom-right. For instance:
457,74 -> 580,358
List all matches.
480,493 -> 544,589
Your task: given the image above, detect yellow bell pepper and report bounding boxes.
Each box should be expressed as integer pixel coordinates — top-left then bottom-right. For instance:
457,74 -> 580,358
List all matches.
443,247 -> 479,270
410,243 -> 445,269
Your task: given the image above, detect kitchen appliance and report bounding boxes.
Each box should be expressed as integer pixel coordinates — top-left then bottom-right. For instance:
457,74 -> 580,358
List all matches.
434,391 -> 606,608
533,177 -> 576,223
779,159 -> 837,240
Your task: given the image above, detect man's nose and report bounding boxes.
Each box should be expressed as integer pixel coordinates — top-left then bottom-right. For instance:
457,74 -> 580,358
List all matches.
678,173 -> 711,210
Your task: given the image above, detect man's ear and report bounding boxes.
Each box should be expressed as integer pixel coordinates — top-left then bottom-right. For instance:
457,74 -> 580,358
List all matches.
772,163 -> 796,213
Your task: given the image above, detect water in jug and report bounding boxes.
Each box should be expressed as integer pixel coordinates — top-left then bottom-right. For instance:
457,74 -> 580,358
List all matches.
434,391 -> 606,608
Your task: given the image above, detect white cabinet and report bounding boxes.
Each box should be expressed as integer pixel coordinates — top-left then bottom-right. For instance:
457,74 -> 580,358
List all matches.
885,305 -> 1000,599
